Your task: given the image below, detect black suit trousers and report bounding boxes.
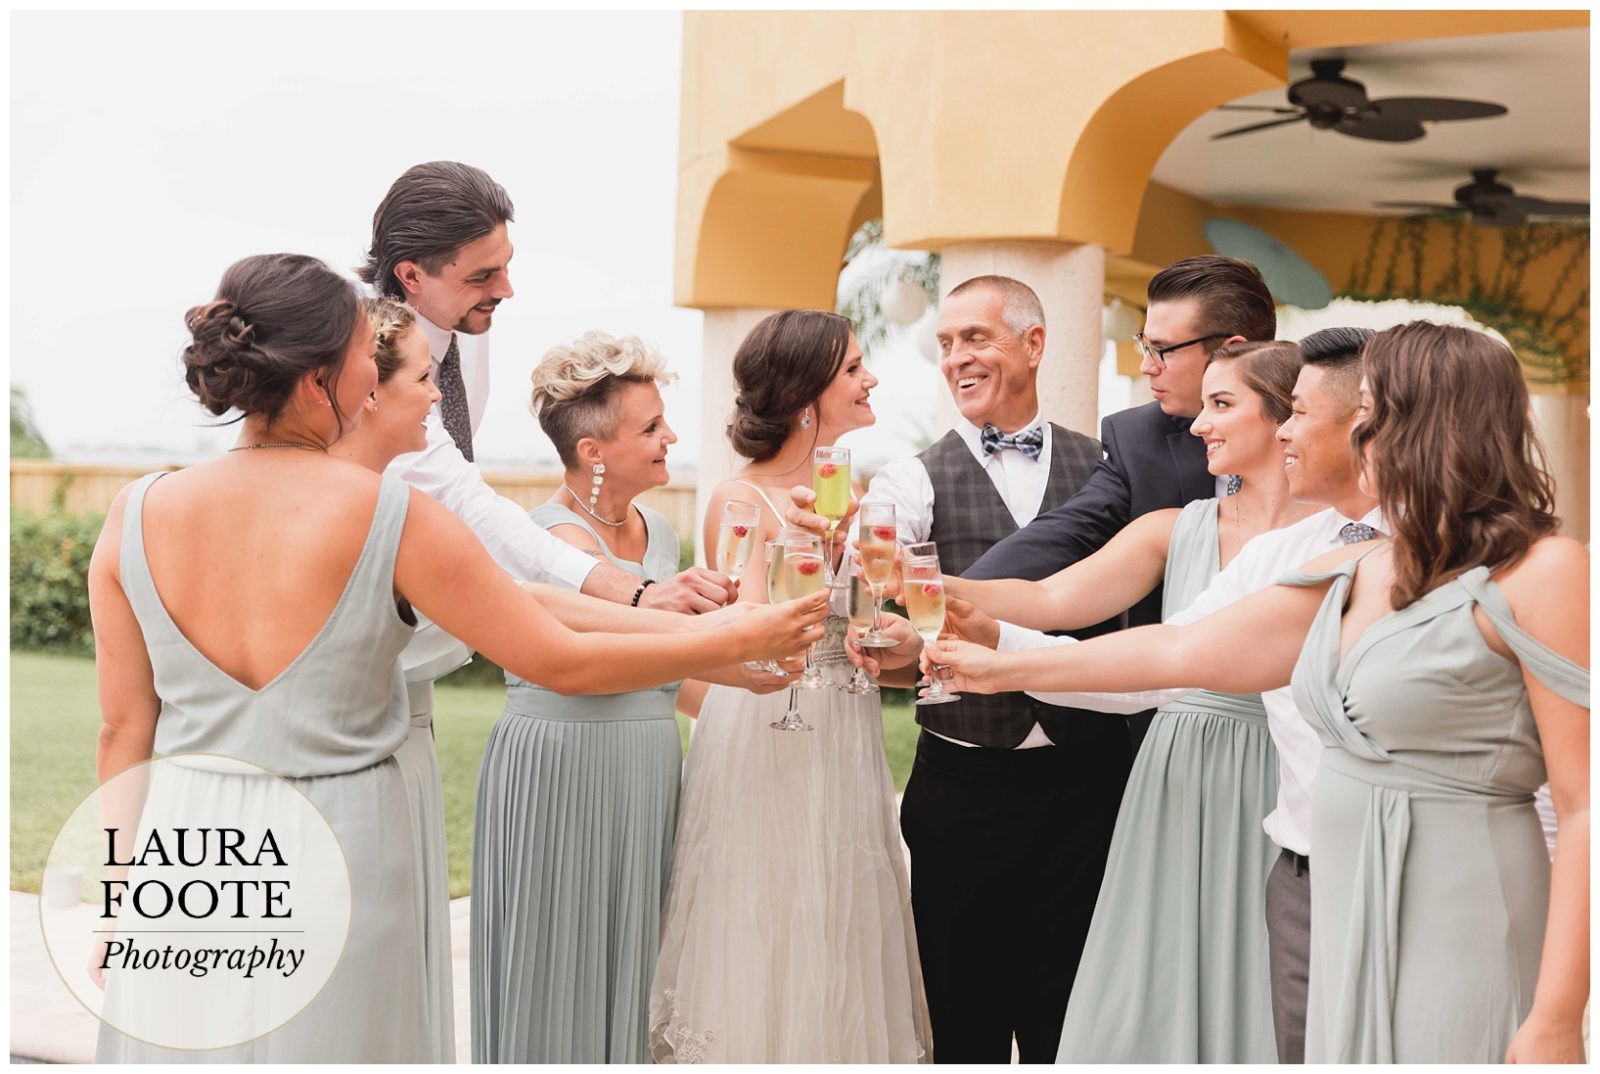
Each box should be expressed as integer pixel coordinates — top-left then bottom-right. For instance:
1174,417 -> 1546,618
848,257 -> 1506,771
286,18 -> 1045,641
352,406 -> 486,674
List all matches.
900,729 -> 1131,1063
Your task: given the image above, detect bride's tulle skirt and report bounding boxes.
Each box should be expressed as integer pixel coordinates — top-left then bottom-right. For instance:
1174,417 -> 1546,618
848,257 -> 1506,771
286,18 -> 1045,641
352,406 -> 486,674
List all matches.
649,630 -> 932,1063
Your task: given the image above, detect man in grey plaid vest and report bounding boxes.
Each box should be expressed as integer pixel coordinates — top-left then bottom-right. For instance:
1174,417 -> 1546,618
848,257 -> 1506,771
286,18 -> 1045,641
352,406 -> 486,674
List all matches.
856,276 -> 1132,1063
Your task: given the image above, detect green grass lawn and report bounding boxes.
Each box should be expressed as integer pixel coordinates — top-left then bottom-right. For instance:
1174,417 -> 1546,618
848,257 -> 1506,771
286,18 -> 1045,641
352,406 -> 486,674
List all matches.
10,651 -> 919,899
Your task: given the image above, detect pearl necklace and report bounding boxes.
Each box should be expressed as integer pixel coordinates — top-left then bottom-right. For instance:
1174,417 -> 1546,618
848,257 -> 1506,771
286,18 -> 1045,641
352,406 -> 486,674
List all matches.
561,483 -> 628,528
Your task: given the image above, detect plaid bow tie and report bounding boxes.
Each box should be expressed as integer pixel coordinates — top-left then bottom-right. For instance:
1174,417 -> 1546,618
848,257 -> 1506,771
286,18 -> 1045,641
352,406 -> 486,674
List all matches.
980,423 -> 1044,461
1340,522 -> 1380,544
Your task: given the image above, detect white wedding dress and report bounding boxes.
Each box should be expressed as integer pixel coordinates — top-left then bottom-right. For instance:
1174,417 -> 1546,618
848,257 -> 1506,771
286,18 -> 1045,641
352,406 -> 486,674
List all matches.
648,616 -> 932,1063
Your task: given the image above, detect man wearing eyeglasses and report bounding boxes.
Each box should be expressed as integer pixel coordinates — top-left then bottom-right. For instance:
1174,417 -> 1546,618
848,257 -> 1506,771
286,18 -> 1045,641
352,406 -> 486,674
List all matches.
964,254 -> 1277,750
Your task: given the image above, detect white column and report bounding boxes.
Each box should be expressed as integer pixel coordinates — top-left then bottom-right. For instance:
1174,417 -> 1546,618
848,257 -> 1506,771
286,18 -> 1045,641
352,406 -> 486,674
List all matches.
695,307 -> 782,566
1529,389 -> 1590,544
934,241 -> 1106,439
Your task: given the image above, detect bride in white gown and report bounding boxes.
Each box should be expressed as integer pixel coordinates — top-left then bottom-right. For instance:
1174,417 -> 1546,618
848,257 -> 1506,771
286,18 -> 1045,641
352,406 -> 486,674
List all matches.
649,310 -> 932,1063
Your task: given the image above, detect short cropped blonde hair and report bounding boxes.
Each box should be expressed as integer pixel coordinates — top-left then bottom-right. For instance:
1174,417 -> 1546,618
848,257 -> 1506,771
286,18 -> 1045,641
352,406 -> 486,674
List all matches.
530,331 -> 676,468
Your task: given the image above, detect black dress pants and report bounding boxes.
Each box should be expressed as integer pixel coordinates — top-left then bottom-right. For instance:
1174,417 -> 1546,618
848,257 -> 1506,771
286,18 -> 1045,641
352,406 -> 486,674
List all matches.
899,728 -> 1131,1063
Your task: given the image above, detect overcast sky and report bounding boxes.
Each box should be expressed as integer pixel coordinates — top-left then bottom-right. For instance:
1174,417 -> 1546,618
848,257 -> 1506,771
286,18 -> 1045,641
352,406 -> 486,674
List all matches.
10,10 -> 955,472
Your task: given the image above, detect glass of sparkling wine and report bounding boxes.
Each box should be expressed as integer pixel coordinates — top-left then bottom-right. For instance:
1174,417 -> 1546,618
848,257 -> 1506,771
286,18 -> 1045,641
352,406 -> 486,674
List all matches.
772,532 -> 826,731
811,446 -> 851,587
855,502 -> 899,648
841,552 -> 879,695
715,500 -> 760,580
903,542 -> 960,706
743,539 -> 787,675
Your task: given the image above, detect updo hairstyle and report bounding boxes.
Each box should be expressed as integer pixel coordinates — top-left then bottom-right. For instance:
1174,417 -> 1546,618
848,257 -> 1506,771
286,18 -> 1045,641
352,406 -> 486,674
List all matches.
727,309 -> 851,462
362,297 -> 419,383
530,331 -> 675,469
183,253 -> 361,428
1205,339 -> 1303,425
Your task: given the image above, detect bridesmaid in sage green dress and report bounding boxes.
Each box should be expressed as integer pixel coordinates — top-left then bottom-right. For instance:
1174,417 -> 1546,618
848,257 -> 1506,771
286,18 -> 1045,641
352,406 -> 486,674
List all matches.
931,321 -> 1590,1064
332,297 -> 464,1062
946,341 -> 1312,1062
470,332 -> 689,1063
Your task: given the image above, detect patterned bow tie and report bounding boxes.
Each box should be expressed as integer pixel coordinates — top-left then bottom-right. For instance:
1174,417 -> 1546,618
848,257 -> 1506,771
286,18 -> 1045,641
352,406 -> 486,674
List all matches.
1340,522 -> 1380,544
980,423 -> 1044,460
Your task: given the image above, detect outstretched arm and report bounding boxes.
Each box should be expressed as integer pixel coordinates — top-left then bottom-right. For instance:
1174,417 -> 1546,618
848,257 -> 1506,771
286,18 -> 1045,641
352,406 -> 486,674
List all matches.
398,490 -> 827,695
926,573 -> 1331,698
947,509 -> 1177,630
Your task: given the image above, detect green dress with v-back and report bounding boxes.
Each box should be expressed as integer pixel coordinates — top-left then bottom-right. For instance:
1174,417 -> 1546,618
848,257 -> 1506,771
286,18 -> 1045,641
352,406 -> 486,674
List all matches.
96,472 -> 428,1063
1278,554 -> 1589,1063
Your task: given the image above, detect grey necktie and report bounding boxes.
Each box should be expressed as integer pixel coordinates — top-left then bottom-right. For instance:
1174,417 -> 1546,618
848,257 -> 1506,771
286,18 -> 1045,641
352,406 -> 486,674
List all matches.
1340,521 -> 1379,544
436,334 -> 473,462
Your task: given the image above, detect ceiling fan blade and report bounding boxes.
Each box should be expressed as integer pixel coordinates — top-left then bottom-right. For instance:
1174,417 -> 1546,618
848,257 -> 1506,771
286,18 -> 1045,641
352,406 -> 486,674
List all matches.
1369,97 -> 1508,123
1503,196 -> 1590,217
1290,77 -> 1369,111
1215,105 -> 1303,114
1210,115 -> 1306,141
1373,201 -> 1461,212
1335,117 -> 1426,142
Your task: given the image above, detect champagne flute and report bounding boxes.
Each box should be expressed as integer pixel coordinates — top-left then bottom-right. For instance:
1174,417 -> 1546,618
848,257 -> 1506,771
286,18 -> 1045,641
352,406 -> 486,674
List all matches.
771,531 -> 825,731
903,542 -> 961,706
841,552 -> 879,695
811,445 -> 851,587
741,540 -> 788,676
714,500 -> 761,581
855,502 -> 899,649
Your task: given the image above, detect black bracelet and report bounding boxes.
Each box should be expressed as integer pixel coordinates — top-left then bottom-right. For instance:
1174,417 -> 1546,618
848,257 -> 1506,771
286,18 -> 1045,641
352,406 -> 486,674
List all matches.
631,579 -> 656,607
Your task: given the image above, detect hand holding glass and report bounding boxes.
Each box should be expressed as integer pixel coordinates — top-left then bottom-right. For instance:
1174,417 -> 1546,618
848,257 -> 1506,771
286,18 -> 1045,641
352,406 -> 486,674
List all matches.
771,531 -> 825,730
903,542 -> 960,706
855,503 -> 898,648
842,553 -> 879,695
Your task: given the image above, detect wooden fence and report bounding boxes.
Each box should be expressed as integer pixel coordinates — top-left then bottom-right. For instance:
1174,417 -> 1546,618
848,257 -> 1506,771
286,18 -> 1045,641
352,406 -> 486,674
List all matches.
9,461 -> 701,545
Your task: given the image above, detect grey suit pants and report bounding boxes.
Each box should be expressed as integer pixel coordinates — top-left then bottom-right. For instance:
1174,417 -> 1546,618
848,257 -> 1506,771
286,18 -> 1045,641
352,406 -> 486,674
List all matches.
1265,848 -> 1311,1064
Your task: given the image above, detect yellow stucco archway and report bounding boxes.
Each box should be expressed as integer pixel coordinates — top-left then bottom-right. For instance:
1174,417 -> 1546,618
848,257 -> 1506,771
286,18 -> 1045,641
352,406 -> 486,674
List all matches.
677,9 -> 1586,304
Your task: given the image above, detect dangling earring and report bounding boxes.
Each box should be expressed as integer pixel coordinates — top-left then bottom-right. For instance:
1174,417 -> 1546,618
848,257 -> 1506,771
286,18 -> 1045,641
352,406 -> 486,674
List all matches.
590,462 -> 605,511
800,407 -> 812,430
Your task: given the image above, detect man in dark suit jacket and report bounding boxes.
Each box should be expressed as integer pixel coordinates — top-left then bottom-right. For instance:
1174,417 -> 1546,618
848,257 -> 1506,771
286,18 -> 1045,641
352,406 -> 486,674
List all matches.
966,255 -> 1278,750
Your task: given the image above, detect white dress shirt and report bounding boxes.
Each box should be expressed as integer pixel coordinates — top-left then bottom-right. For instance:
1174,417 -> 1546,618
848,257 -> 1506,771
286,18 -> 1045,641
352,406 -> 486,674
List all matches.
995,505 -> 1386,855
860,414 -> 1055,749
384,311 -> 596,590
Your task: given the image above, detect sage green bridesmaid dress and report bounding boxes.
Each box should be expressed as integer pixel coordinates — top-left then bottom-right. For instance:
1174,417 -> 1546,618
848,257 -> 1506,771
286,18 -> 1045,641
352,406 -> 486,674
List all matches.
396,614 -> 472,1062
470,502 -> 683,1063
1055,498 -> 1280,1062
1279,554 -> 1589,1063
96,472 -> 429,1063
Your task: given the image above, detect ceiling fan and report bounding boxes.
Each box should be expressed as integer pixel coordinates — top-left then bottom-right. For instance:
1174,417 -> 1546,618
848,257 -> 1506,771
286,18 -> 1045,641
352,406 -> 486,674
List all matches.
1375,169 -> 1590,226
1211,58 -> 1507,143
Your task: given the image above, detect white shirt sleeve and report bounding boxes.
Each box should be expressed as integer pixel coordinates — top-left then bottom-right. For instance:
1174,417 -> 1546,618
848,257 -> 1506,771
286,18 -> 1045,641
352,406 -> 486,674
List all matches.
992,622 -> 1192,713
385,408 -> 598,590
854,456 -> 936,549
1163,538 -> 1258,627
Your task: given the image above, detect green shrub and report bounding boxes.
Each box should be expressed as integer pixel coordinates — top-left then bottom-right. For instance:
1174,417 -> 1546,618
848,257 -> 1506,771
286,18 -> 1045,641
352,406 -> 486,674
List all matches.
11,510 -> 104,655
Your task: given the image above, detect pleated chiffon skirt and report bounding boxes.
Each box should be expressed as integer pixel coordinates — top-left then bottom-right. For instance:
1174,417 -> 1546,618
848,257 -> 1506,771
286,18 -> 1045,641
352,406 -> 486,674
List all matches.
469,684 -> 682,1064
1056,700 -> 1281,1063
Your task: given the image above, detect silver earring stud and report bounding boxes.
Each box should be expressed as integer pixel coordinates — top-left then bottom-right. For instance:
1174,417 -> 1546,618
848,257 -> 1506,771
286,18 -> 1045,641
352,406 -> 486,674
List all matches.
800,408 -> 812,429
